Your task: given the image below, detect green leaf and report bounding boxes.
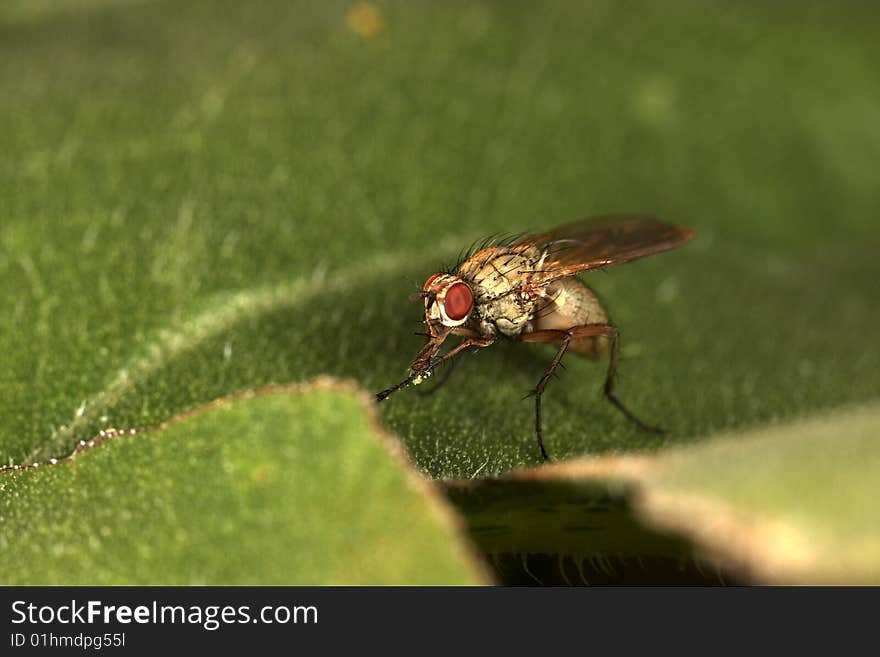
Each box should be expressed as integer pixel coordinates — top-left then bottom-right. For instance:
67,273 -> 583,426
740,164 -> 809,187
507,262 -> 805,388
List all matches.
633,404 -> 880,583
0,382 -> 487,584
1,1 -> 879,583
2,1 -> 878,479
450,405 -> 880,584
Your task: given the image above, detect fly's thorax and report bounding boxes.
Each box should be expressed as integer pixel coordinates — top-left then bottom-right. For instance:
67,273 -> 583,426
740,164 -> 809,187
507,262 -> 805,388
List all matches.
458,245 -> 546,337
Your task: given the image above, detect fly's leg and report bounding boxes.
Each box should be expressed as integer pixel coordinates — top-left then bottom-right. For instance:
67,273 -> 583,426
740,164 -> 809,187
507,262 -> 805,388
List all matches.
515,324 -> 664,461
415,357 -> 458,397
597,325 -> 665,434
531,334 -> 572,461
376,337 -> 494,403
428,336 -> 494,368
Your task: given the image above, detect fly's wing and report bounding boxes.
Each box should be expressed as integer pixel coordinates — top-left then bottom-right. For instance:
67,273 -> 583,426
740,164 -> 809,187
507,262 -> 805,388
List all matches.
514,215 -> 694,285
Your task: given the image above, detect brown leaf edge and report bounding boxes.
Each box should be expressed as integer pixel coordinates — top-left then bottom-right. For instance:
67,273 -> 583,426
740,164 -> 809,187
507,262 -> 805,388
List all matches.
1,376 -> 495,585
495,430 -> 865,585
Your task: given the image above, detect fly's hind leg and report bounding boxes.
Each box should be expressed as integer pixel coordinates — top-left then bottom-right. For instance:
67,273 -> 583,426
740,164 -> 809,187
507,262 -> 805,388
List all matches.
516,323 -> 664,461
596,325 -> 666,435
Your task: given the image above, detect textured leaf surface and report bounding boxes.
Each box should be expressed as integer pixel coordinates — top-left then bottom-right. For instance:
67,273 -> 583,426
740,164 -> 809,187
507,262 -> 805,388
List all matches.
2,1 -> 879,479
0,383 -> 486,584
1,0 -> 878,584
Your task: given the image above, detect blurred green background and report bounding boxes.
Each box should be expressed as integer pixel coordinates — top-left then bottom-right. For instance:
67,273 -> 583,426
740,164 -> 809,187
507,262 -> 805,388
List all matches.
1,0 -> 878,583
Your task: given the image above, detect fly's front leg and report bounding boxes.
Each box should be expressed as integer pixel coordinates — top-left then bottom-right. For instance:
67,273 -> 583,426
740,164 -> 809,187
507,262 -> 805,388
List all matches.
429,336 -> 495,368
376,336 -> 494,403
515,323 -> 664,461
416,357 -> 458,397
410,336 -> 493,398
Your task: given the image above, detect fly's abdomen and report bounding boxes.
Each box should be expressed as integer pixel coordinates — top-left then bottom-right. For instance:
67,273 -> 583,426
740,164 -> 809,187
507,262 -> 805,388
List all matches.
533,277 -> 610,358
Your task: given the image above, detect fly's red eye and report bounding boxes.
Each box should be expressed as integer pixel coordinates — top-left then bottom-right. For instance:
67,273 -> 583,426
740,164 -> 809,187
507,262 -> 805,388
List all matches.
443,283 -> 473,321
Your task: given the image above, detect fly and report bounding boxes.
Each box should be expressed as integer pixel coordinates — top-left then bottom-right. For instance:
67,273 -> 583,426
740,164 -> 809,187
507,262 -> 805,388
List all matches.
376,215 -> 695,462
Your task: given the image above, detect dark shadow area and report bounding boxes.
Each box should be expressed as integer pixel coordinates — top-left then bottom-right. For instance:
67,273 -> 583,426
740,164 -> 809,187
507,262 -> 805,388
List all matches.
488,553 -> 735,586
444,478 -> 745,586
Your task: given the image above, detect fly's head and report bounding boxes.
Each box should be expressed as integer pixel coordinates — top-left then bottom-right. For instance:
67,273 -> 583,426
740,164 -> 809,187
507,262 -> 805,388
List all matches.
421,273 -> 474,328
409,272 -> 474,372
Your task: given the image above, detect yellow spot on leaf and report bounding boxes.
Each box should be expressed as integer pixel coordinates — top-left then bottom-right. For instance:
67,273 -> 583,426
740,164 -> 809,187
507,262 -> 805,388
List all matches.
251,464 -> 274,484
346,2 -> 384,39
